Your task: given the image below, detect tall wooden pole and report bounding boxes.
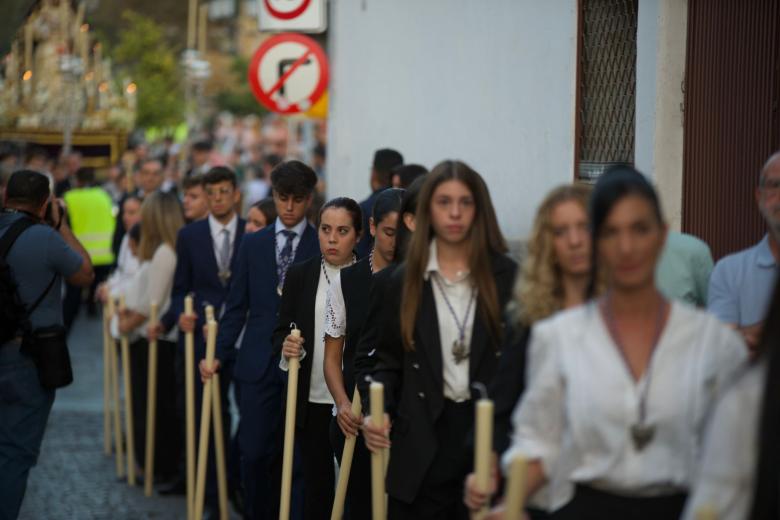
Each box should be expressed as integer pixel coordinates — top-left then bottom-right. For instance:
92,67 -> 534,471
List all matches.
279,327 -> 302,520
185,295 -> 196,520
330,387 -> 362,520
370,383 -> 386,520
144,302 -> 159,497
109,298 -> 125,478
119,295 -> 136,486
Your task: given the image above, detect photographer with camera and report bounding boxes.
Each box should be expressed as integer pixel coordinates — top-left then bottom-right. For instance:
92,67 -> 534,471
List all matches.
0,170 -> 93,519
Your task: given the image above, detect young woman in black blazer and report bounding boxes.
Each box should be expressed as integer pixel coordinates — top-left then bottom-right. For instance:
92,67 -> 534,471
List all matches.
322,188 -> 404,519
273,197 -> 361,520
363,160 -> 517,519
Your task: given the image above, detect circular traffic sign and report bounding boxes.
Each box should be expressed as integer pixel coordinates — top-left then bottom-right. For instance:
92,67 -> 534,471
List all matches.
248,33 -> 329,115
263,0 -> 312,20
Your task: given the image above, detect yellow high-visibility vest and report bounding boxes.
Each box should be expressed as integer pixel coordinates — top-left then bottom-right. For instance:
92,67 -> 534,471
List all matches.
64,187 -> 116,266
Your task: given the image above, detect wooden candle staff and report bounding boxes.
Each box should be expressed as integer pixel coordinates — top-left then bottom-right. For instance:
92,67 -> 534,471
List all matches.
144,301 -> 159,497
194,307 -> 228,520
330,387 -> 362,520
184,295 -> 196,520
474,396 -> 494,520
194,312 -> 216,520
280,325 -> 302,520
503,455 -> 528,520
108,298 -> 125,478
205,306 -> 229,520
370,382 -> 386,520
119,295 -> 136,486
103,300 -> 112,455
695,506 -> 717,520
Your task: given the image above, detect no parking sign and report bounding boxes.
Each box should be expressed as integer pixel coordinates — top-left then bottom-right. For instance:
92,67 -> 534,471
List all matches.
248,33 -> 329,115
258,0 -> 327,33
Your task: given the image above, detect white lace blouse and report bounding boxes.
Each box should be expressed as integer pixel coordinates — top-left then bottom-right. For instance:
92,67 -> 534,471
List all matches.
324,271 -> 347,339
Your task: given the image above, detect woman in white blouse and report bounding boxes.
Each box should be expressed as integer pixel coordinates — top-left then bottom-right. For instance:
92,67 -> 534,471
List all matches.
475,166 -> 747,519
682,279 -> 780,520
275,197 -> 361,520
117,191 -> 185,479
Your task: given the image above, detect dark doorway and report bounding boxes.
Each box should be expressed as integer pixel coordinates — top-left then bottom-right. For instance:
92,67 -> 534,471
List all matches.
682,0 -> 780,260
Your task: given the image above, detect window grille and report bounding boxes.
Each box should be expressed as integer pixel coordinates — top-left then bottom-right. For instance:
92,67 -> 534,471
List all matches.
577,0 -> 638,181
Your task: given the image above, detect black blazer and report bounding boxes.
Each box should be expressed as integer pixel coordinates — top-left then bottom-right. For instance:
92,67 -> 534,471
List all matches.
488,319 -> 530,455
338,257 -> 373,394
354,264 -> 397,404
272,255 -> 323,428
372,252 -> 517,503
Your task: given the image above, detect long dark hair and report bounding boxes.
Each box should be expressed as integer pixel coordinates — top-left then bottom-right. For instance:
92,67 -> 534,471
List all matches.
395,175 -> 426,262
400,160 -> 507,351
749,277 -> 780,519
587,165 -> 664,298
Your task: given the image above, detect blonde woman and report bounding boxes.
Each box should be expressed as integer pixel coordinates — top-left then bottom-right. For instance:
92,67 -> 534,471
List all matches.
465,183 -> 592,519
118,191 -> 185,479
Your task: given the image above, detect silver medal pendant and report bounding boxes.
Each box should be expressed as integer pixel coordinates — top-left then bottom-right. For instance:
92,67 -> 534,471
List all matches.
277,284 -> 283,296
452,339 -> 468,364
630,423 -> 655,451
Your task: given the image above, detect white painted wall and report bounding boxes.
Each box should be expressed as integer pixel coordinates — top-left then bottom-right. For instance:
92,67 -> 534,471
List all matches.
635,0 -> 688,230
326,0 -> 578,241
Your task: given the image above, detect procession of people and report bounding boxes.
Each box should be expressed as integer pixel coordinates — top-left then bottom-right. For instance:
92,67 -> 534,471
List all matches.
1,134 -> 778,520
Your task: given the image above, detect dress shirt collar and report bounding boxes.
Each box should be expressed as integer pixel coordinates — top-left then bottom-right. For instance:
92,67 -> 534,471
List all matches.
424,238 -> 470,283
274,216 -> 308,238
208,212 -> 238,239
756,234 -> 778,268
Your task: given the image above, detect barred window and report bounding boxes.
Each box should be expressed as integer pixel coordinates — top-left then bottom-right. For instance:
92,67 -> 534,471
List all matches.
577,0 -> 638,181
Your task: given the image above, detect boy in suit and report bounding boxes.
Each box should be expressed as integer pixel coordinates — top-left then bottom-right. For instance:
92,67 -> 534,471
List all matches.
153,166 -> 245,517
200,160 -> 319,520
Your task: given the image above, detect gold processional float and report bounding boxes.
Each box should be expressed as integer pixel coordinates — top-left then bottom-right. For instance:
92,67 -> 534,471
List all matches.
0,0 -> 135,168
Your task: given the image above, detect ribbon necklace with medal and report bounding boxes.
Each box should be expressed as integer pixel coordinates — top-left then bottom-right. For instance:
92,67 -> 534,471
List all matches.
320,254 -> 357,285
602,291 -> 668,451
431,272 -> 476,364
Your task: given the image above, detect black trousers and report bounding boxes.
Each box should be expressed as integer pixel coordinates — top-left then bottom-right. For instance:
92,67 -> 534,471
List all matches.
552,485 -> 687,520
128,338 -> 180,477
300,402 -> 336,520
388,399 -> 471,520
63,265 -> 110,334
329,416 -> 371,520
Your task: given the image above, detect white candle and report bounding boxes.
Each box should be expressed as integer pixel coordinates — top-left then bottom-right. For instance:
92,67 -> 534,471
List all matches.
198,4 -> 207,55
60,0 -> 70,47
504,456 -> 529,520
187,0 -> 197,49
24,23 -> 32,73
370,382 -> 386,520
473,398 -> 494,520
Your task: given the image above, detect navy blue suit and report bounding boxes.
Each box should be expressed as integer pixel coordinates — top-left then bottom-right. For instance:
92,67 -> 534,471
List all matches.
161,217 -> 245,509
215,220 -> 318,520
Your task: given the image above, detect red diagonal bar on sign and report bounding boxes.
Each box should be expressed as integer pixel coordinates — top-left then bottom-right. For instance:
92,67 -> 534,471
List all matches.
264,49 -> 314,97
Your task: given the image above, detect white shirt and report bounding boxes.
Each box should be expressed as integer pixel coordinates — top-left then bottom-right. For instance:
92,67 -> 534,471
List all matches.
425,239 -> 476,403
208,213 -> 238,271
682,362 -> 766,520
106,234 -> 140,298
116,244 -> 177,343
504,301 -> 747,509
274,217 -> 308,266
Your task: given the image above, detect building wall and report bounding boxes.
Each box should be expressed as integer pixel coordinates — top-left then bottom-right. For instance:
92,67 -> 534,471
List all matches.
635,0 -> 688,231
326,0 -> 578,241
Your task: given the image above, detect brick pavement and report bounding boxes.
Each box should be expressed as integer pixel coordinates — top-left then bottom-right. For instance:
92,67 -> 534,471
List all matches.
18,313 -> 187,520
